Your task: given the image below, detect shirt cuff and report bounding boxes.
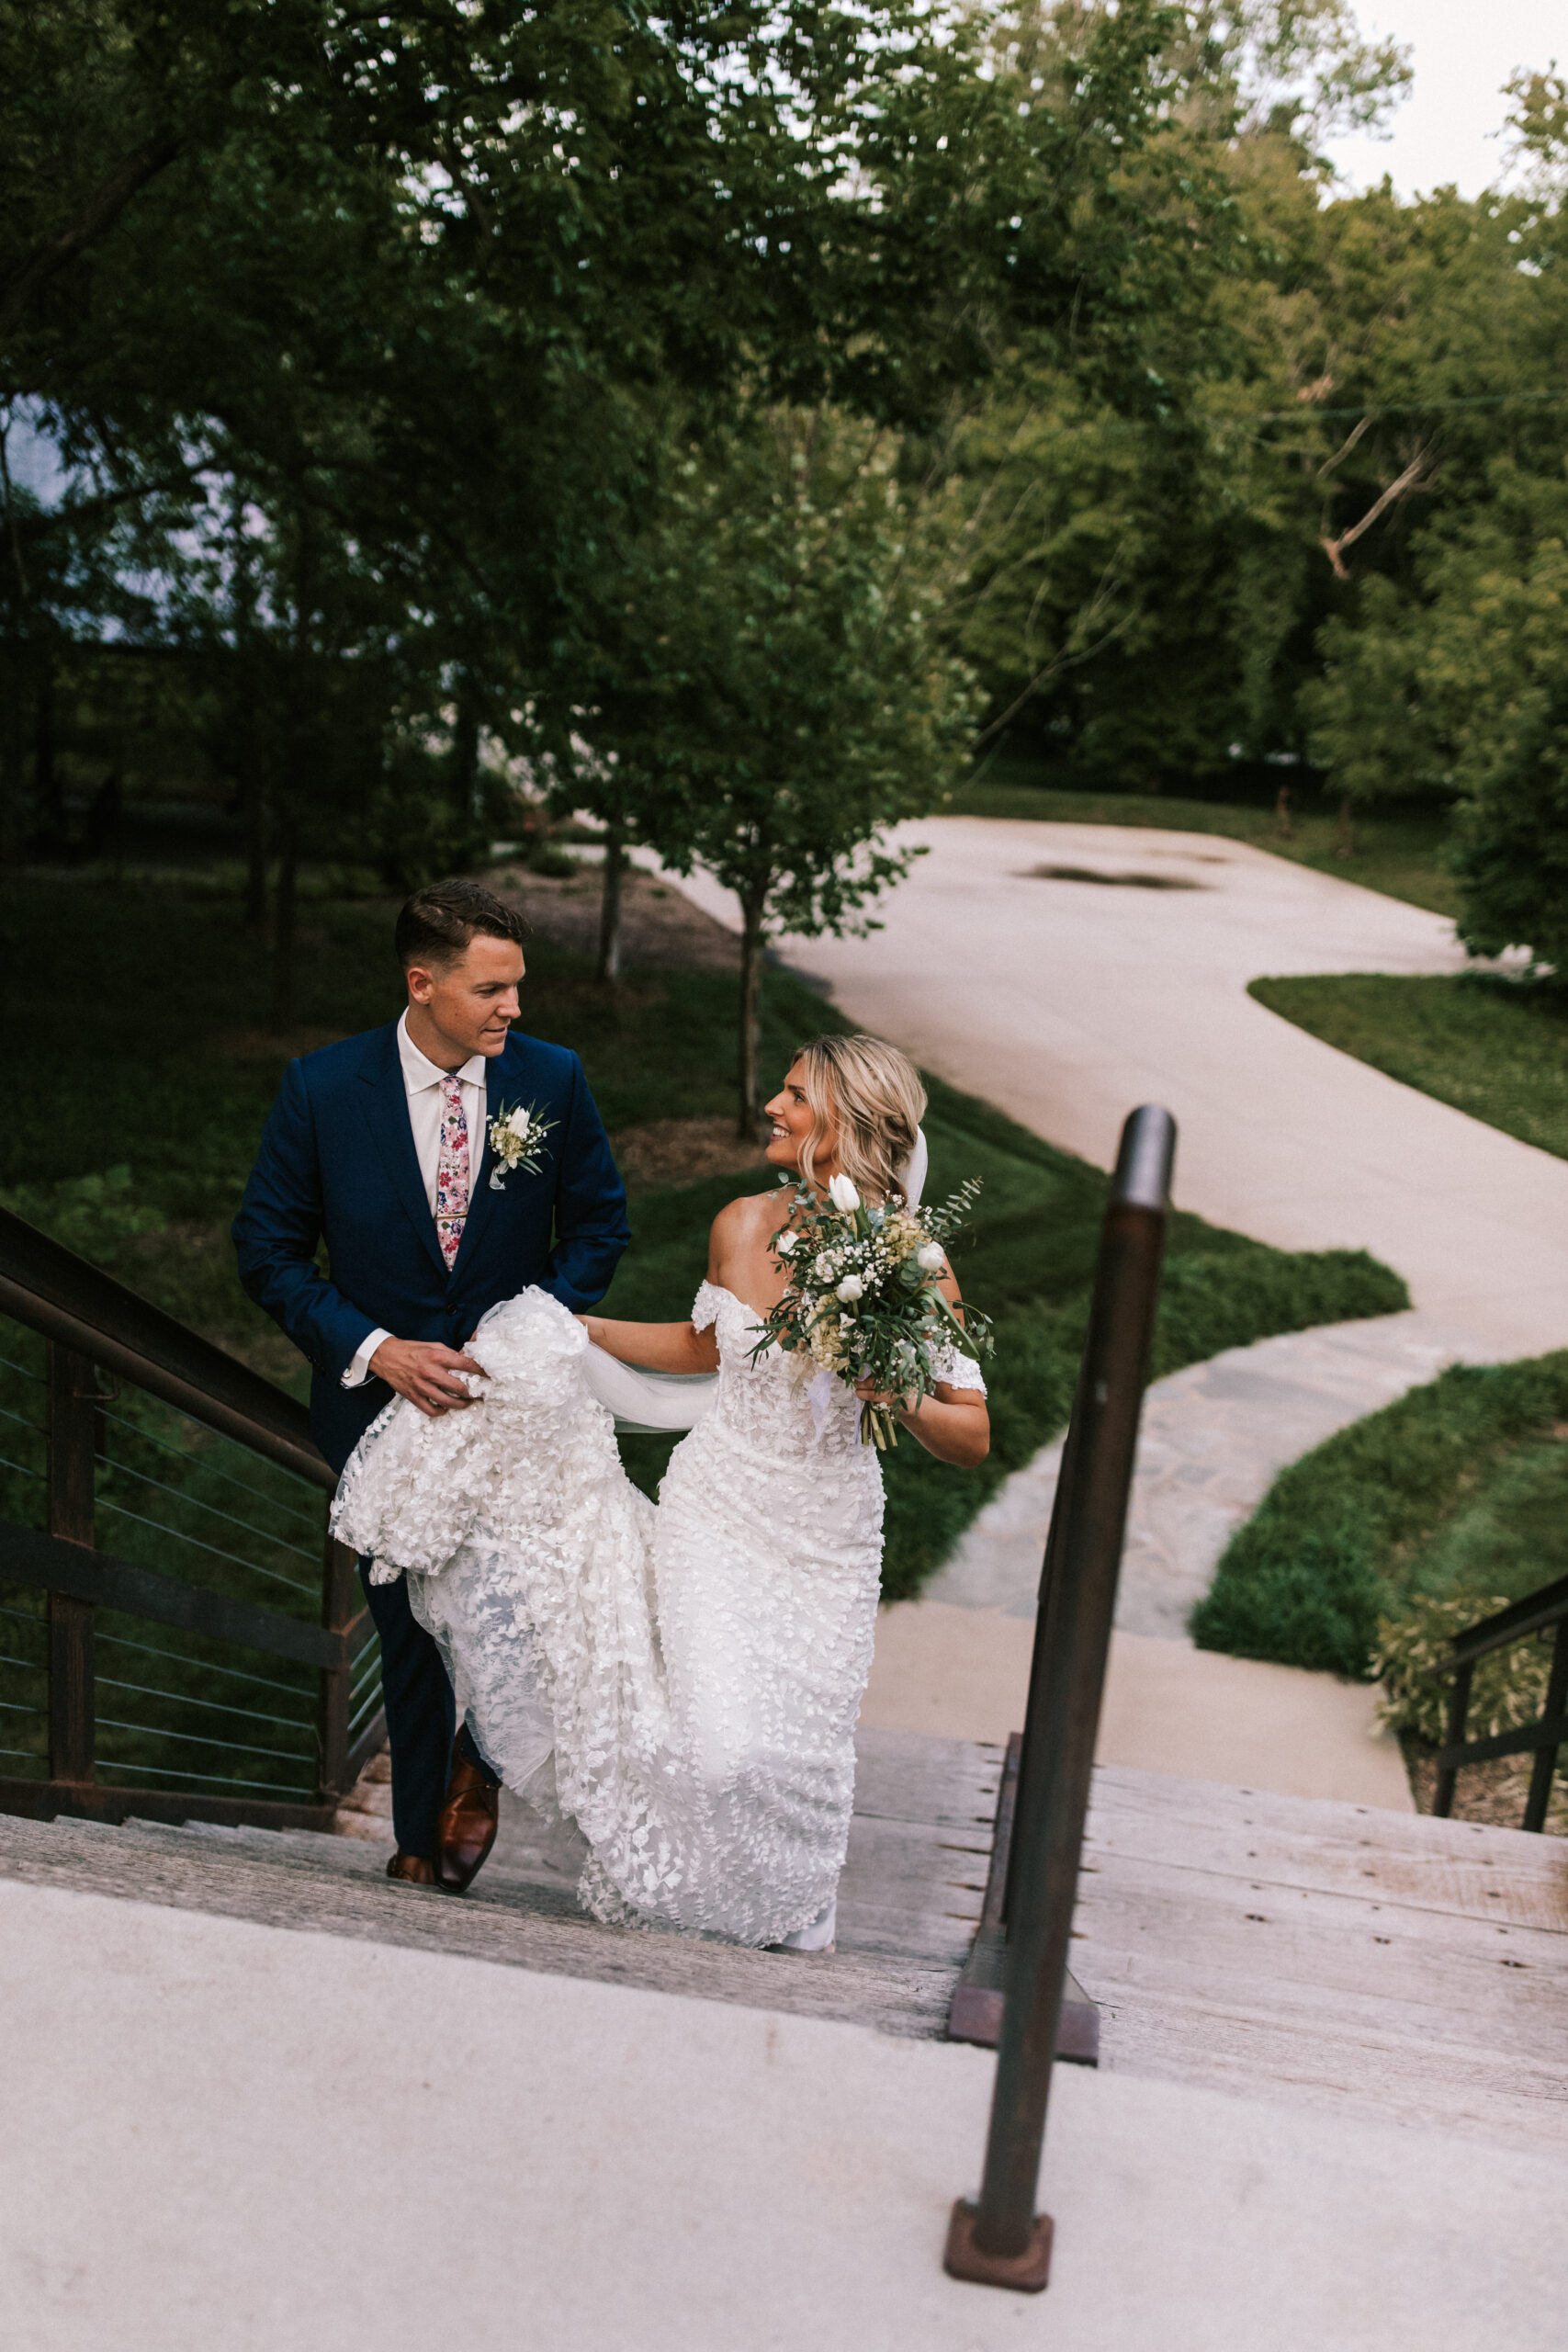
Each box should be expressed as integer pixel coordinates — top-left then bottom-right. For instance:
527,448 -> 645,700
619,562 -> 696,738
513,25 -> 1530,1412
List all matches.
342,1329 -> 392,1389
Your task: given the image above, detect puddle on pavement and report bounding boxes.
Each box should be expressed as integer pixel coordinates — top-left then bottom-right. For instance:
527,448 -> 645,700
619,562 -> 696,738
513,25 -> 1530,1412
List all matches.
1020,864 -> 1207,890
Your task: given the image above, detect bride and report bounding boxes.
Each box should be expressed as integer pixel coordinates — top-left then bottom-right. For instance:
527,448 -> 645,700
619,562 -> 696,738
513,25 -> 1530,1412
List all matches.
332,1033 -> 989,1952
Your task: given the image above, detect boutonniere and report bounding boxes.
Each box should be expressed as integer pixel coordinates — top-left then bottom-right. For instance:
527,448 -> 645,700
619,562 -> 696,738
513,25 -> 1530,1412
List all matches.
486,1099 -> 558,1192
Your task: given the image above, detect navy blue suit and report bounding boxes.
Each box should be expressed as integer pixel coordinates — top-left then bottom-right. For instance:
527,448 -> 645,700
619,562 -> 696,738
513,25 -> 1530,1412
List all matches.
233,1019 -> 629,1853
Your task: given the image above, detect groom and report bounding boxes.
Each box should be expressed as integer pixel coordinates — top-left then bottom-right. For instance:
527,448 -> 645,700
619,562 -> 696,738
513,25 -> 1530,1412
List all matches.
233,879 -> 630,1889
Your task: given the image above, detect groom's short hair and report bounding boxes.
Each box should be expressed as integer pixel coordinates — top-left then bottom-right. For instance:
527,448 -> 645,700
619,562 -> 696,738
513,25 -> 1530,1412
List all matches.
395,880 -> 528,970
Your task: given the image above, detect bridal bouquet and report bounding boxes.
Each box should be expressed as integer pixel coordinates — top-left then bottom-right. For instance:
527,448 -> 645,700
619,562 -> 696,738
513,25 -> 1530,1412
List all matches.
750,1170 -> 993,1449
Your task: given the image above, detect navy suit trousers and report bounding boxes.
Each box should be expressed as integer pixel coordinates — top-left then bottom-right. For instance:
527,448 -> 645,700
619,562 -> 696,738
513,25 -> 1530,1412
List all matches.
357,1558 -> 492,1857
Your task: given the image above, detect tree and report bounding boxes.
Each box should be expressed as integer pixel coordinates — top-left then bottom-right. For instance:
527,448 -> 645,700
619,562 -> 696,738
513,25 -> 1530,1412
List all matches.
595,410 -> 977,1132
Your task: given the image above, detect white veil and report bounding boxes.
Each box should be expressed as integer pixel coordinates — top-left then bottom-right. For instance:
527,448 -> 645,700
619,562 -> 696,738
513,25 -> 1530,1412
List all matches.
584,1125 -> 930,1434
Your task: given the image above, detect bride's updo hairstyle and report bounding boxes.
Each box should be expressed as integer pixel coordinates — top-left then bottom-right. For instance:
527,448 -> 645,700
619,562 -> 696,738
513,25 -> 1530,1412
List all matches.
794,1034 -> 927,1204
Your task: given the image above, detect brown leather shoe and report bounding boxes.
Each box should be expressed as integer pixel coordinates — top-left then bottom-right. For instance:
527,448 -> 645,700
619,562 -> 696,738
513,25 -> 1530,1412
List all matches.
387,1851 -> 437,1885
435,1738 -> 501,1894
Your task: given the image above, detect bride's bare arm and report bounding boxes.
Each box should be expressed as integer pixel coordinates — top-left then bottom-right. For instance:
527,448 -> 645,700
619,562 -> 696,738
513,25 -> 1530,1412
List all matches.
855,1261 -> 990,1468
578,1196 -> 770,1374
577,1316 -> 719,1374
856,1376 -> 990,1467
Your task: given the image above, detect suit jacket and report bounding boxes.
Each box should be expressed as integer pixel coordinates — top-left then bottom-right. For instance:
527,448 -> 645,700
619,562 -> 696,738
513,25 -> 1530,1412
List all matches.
232,1020 -> 630,1473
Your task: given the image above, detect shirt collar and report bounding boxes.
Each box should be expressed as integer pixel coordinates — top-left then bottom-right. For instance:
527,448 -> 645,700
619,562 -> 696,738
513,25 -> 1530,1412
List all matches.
396,1010 -> 487,1095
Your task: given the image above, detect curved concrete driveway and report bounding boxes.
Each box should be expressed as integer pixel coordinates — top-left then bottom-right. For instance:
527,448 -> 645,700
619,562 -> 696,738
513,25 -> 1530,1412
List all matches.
779,818 -> 1568,1358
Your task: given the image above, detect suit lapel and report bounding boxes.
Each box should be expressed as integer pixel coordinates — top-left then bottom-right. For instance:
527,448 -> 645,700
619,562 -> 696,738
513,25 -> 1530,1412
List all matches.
356,1023 -> 448,1282
449,1045 -> 511,1279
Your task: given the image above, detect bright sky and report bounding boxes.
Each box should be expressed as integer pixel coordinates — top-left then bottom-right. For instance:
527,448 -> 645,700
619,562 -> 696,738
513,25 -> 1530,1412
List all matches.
1321,0 -> 1563,198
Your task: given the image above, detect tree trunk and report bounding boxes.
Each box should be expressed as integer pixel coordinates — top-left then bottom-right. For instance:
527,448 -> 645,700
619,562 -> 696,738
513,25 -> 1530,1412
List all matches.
0,645 -> 26,868
1273,783 -> 1292,841
737,887 -> 768,1140
597,822 -> 625,983
243,769 -> 268,927
270,813 -> 299,1034
451,679 -> 480,821
231,503 -> 267,924
1335,793 -> 1356,859
33,652 -> 61,850
274,499 -> 310,1029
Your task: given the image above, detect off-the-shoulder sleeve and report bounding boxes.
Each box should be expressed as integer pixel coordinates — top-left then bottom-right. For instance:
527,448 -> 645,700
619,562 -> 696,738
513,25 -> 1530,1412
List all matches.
691,1280 -> 726,1334
933,1344 -> 987,1396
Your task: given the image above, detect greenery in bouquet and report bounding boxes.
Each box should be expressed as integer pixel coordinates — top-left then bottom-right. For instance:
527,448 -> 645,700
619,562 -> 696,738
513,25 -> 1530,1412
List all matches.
750,1172 -> 993,1449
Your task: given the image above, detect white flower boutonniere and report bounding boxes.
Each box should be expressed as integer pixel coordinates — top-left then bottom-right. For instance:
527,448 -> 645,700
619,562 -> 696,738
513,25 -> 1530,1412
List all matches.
486,1099 -> 558,1192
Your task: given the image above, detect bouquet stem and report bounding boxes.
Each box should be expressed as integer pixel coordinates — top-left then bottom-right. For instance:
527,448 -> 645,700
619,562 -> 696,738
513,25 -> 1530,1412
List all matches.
859,1399 -> 899,1451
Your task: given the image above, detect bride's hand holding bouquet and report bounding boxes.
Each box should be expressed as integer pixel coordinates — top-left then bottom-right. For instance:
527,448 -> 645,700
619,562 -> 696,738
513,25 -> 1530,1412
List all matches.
750,1167 -> 993,1449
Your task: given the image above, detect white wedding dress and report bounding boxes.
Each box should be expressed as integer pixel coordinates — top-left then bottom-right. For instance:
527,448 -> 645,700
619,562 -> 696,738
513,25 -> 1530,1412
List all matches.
331,1276 -> 983,1948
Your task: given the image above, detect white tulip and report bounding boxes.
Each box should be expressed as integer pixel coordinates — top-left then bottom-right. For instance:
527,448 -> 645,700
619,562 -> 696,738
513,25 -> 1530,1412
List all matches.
828,1174 -> 861,1213
775,1230 -> 798,1256
506,1107 -> 532,1138
916,1242 -> 945,1273
836,1273 -> 864,1302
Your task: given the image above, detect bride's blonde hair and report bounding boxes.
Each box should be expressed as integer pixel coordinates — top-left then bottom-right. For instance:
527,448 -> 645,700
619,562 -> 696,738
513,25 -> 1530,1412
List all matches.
792,1034 -> 927,1204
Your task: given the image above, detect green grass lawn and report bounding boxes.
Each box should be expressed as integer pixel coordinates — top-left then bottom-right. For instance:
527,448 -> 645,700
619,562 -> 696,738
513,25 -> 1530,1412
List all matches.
0,871 -> 1409,1636
1248,974 -> 1568,1163
946,769 -> 1459,919
1191,1351 -> 1568,1679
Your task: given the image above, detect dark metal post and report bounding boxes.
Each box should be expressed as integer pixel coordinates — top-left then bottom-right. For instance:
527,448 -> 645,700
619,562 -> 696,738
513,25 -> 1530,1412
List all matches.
315,1536 -> 359,1804
1523,1620 -> 1568,1835
45,1342 -> 96,1785
946,1105 -> 1175,2293
1432,1659 -> 1473,1819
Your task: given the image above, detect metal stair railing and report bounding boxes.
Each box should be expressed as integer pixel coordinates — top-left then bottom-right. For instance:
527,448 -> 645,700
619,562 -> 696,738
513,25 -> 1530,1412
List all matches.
1431,1574 -> 1568,1833
944,1104 -> 1175,2295
0,1204 -> 382,1830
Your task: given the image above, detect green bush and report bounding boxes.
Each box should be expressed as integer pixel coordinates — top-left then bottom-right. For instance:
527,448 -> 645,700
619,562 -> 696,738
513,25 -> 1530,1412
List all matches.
0,1165 -> 165,1264
1371,1592 -> 1547,1747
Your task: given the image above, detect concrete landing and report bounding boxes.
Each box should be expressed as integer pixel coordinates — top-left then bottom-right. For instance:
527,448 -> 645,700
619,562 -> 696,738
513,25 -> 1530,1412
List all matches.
862,1607 -> 1416,1806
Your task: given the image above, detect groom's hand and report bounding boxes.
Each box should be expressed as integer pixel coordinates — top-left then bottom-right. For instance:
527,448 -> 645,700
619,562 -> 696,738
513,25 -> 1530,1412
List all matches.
370,1338 -> 487,1418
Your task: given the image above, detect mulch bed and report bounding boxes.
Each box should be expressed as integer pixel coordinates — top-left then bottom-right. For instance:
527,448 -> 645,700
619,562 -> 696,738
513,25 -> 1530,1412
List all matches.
609,1117 -> 770,1193
1404,1739 -> 1568,1838
490,863 -> 740,973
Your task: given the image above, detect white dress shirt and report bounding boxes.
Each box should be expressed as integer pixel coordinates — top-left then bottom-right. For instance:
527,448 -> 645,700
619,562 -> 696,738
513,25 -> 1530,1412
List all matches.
342,1012 -> 490,1387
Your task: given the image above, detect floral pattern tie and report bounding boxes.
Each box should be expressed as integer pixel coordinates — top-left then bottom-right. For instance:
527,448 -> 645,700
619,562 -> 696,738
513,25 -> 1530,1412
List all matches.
435,1075 -> 470,1272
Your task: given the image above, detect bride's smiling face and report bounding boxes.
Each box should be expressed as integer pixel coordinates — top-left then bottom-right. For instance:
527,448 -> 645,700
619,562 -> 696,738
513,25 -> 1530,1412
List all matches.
764,1060 -> 835,1181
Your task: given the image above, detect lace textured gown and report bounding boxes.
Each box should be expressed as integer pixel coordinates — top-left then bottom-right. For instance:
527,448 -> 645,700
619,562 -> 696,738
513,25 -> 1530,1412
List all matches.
330,1280 -> 983,1947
